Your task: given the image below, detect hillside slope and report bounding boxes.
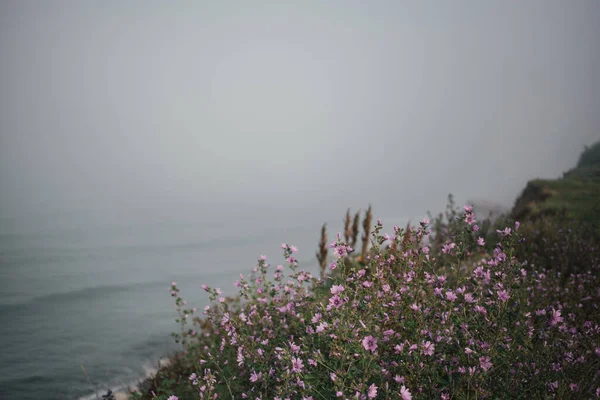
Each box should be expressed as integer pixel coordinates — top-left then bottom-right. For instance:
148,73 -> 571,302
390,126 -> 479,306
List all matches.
512,140 -> 600,236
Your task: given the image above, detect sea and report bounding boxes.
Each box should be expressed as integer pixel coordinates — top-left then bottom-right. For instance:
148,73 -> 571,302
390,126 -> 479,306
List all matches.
0,213 -> 342,400
0,210 -> 415,399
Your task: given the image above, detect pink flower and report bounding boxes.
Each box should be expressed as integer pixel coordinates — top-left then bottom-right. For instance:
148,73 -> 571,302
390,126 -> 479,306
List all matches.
290,245 -> 298,253
445,291 -> 457,302
250,370 -> 262,382
464,204 -> 473,213
362,335 -> 378,352
442,243 -> 456,254
289,342 -> 301,353
421,340 -> 435,356
496,227 -> 511,237
368,383 -> 378,399
316,322 -> 328,333
515,221 -> 520,230
328,295 -> 343,310
362,281 -> 373,288
168,396 -> 178,400
474,305 -> 487,315
549,309 -> 564,326
400,385 -> 412,400
477,237 -> 485,246
291,357 -> 304,373
330,285 -> 344,295
497,290 -> 510,303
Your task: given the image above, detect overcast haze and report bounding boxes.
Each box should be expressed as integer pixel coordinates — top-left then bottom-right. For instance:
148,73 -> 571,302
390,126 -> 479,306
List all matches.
1,1 -> 599,234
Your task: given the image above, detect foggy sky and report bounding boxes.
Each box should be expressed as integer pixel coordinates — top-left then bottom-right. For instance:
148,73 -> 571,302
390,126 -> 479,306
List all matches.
1,1 -> 599,233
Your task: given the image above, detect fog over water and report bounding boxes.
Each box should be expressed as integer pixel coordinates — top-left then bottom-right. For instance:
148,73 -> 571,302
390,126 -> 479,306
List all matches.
0,1 -> 599,399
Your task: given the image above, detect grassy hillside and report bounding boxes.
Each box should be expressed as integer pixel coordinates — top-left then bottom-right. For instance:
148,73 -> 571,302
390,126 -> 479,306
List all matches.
512,140 -> 600,236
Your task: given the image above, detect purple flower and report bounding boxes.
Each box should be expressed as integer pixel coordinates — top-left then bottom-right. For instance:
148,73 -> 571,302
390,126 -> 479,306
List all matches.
479,356 -> 493,372
362,335 -> 378,352
569,383 -> 579,392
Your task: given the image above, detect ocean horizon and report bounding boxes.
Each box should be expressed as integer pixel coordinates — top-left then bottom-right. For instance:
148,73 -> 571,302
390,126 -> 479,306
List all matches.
0,217 -> 330,399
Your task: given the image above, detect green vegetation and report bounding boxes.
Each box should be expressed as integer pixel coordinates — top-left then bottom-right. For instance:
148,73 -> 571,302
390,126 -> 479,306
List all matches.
512,140 -> 600,237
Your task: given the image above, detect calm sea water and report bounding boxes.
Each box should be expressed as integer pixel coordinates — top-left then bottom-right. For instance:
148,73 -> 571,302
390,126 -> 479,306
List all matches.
0,219 -> 325,399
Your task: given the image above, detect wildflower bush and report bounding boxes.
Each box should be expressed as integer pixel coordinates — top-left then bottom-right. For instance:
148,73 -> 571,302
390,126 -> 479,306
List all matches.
131,205 -> 600,399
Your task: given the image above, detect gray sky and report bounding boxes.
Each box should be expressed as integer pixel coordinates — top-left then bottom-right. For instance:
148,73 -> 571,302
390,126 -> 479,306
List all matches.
1,1 -> 599,233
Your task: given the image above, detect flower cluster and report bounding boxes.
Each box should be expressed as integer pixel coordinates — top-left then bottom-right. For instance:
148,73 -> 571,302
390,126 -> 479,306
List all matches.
138,202 -> 599,399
